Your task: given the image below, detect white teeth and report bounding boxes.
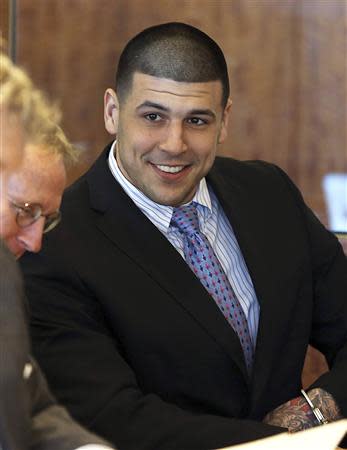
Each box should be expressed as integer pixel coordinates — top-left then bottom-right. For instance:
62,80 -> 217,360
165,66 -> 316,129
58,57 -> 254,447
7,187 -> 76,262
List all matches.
156,165 -> 185,173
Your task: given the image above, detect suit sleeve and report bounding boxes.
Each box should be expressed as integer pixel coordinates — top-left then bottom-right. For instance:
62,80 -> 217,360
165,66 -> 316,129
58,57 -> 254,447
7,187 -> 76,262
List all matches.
20,239 -> 285,450
0,243 -> 31,450
0,243 -> 112,450
272,165 -> 347,417
29,358 -> 112,450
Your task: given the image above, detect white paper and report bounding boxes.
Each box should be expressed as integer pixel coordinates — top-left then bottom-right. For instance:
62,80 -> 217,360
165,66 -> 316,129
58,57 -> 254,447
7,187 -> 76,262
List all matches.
218,419 -> 347,450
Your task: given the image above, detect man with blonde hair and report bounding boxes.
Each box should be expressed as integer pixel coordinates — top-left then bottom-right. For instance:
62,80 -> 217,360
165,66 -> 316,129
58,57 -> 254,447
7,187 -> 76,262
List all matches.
3,122 -> 75,258
0,51 -> 115,450
0,50 -> 57,235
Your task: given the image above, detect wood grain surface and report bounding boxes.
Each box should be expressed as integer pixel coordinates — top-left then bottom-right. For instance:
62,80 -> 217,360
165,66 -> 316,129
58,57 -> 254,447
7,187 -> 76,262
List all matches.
0,0 -> 10,48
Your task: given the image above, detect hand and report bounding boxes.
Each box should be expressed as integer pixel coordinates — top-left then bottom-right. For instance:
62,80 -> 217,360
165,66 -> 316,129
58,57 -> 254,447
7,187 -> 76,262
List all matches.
307,388 -> 343,423
263,388 -> 342,433
263,394 -> 315,432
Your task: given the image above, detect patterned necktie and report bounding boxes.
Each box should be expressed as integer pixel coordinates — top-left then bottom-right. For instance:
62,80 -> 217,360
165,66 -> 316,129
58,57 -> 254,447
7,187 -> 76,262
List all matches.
171,202 -> 254,373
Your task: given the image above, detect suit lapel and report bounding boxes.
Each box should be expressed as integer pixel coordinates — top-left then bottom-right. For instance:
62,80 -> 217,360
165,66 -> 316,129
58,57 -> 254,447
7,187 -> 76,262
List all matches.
88,150 -> 297,394
87,148 -> 249,381
208,161 -> 299,411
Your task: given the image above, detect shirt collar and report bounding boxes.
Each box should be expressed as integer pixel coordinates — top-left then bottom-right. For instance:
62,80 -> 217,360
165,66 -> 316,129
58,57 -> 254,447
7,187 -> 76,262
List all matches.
108,141 -> 213,232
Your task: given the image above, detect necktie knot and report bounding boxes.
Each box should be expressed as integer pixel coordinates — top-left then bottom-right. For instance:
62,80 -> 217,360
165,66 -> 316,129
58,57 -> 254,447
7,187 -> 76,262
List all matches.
171,203 -> 200,235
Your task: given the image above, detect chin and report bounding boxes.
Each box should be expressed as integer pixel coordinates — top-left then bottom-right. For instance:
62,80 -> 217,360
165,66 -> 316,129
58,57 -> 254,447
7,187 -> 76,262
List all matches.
155,197 -> 185,207
155,190 -> 195,207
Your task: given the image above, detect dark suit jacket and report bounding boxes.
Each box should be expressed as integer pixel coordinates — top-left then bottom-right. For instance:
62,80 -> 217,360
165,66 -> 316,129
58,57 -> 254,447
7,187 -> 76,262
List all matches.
0,243 -> 110,450
21,145 -> 347,449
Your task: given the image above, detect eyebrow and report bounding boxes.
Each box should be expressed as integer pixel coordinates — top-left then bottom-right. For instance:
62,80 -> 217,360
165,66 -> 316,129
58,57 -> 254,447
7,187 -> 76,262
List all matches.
136,101 -> 216,119
136,101 -> 168,112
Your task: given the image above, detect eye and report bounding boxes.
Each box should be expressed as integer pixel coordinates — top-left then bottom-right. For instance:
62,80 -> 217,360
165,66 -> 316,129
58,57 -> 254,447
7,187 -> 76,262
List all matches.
187,117 -> 207,126
11,203 -> 24,213
9,202 -> 29,219
9,201 -> 41,220
145,113 -> 161,122
8,199 -> 23,212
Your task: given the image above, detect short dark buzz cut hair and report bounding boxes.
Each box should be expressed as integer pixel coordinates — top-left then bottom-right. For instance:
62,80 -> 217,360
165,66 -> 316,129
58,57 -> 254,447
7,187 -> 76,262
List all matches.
115,22 -> 230,107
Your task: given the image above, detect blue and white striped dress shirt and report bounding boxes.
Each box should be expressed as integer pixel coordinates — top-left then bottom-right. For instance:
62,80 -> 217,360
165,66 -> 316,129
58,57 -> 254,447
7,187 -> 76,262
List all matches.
108,142 -> 260,347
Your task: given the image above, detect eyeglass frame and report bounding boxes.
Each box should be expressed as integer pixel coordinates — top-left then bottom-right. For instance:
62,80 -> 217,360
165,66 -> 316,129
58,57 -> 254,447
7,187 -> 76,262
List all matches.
9,199 -> 61,234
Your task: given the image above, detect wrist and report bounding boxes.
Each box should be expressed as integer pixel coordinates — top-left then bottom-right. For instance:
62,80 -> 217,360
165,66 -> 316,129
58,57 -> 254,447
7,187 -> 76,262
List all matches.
301,389 -> 329,425
289,395 -> 317,426
305,388 -> 343,422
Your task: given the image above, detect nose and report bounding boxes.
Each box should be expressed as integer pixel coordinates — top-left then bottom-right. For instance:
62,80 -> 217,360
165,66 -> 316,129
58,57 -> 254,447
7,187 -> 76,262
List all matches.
17,218 -> 45,254
159,121 -> 188,154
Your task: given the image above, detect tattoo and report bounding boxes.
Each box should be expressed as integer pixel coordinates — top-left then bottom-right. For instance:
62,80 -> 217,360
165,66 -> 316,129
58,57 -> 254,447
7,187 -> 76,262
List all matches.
264,395 -> 316,432
308,388 -> 343,422
263,388 -> 342,433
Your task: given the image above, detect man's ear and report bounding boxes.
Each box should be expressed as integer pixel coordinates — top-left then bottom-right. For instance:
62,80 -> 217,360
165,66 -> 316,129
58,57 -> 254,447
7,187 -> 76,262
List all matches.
218,98 -> 232,144
104,88 -> 119,135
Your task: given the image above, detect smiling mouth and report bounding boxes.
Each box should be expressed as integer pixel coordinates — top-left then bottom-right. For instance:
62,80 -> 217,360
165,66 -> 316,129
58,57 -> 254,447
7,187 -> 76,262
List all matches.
155,164 -> 186,173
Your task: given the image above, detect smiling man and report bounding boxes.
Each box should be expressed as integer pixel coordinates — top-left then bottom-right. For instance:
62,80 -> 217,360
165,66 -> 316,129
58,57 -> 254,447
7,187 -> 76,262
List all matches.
21,23 -> 347,449
104,74 -> 230,207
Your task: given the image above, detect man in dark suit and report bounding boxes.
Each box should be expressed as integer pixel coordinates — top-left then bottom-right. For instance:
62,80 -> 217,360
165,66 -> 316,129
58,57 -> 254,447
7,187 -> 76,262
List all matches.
21,23 -> 347,449
0,246 -> 114,450
0,51 -> 114,450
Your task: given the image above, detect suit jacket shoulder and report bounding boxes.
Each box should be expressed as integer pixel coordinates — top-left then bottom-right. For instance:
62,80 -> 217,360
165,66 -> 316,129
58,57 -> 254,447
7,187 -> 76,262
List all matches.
0,243 -> 31,450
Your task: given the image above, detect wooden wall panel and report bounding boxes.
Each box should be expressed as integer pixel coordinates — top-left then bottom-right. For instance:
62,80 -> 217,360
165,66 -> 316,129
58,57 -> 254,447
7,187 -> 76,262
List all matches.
15,0 -> 346,389
297,1 -> 347,223
0,0 -> 10,48
15,0 -> 346,223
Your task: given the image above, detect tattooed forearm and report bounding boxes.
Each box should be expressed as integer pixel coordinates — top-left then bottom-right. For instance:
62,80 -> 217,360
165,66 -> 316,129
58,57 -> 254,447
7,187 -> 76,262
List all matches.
308,388 -> 343,422
263,388 -> 343,433
263,395 -> 316,432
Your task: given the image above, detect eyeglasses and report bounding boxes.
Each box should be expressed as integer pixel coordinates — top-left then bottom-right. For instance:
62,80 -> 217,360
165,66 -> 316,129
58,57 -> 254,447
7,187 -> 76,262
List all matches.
9,200 -> 61,233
